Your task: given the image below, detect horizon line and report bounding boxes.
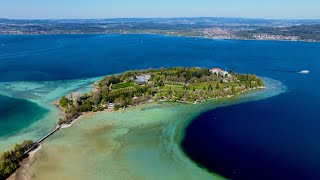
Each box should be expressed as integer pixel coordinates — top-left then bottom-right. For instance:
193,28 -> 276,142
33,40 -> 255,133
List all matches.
1,16 -> 320,21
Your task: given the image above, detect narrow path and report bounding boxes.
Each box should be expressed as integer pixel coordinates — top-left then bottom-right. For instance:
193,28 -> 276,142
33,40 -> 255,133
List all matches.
23,125 -> 62,155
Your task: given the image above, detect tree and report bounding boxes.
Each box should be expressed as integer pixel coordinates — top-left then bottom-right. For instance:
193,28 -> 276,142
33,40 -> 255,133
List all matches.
92,90 -> 102,105
59,96 -> 69,108
114,105 -> 120,111
216,83 -> 220,90
80,100 -> 93,112
0,140 -> 34,179
257,78 -> 264,87
231,85 -> 235,94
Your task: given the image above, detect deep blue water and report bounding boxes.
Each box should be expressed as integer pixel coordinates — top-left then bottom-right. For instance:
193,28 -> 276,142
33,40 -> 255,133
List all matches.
0,34 -> 320,179
0,95 -> 48,137
182,95 -> 320,180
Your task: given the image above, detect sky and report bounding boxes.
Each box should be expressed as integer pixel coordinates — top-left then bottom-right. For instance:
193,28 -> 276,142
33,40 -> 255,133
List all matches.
0,0 -> 319,19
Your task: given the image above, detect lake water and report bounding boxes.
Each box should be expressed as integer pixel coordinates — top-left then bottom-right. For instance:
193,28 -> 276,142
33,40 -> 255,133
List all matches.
0,34 -> 319,179
0,94 -> 48,137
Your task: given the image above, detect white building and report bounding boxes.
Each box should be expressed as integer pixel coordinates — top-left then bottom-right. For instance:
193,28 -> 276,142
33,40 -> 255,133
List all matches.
211,68 -> 229,77
135,74 -> 151,84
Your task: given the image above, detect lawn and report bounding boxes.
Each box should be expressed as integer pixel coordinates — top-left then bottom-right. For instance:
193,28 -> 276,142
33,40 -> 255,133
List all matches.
112,82 -> 135,89
163,84 -> 185,91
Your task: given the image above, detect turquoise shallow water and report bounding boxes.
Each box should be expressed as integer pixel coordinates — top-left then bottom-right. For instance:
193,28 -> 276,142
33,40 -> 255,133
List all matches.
0,77 -> 100,152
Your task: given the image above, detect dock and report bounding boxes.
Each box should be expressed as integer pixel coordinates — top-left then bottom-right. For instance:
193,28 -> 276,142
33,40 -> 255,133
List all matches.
23,125 -> 62,155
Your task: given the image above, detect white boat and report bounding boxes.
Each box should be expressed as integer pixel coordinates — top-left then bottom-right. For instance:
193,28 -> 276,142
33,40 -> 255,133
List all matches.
299,70 -> 310,74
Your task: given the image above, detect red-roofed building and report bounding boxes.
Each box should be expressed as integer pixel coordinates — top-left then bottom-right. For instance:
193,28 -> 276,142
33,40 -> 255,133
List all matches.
211,68 -> 229,77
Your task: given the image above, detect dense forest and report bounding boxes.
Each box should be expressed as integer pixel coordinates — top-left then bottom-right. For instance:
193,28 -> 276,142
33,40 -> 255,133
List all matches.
0,140 -> 34,179
58,67 -> 264,125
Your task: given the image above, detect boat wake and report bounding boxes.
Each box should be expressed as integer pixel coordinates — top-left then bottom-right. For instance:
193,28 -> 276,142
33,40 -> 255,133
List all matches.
298,70 -> 310,74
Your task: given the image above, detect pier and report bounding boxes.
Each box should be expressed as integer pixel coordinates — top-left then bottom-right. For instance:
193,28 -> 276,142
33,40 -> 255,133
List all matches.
24,125 -> 62,155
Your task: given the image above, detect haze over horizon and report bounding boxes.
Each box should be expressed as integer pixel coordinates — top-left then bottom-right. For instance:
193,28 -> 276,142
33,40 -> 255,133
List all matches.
0,0 -> 319,20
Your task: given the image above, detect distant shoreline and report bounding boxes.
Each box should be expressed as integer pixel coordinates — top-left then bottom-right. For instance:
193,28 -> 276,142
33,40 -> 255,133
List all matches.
0,33 -> 319,43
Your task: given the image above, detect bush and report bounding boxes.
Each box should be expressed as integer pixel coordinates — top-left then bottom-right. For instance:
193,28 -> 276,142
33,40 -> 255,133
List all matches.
114,105 -> 120,111
97,106 -> 105,111
59,96 -> 69,108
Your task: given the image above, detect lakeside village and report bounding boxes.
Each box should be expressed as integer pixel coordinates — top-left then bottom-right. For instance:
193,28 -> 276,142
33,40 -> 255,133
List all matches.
0,67 -> 264,179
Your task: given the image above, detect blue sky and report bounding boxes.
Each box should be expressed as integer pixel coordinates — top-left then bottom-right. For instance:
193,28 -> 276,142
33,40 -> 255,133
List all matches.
0,0 -> 319,19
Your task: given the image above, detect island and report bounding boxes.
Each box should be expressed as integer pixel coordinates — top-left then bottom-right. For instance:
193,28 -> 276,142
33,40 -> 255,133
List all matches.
0,67 -> 264,179
57,67 -> 264,124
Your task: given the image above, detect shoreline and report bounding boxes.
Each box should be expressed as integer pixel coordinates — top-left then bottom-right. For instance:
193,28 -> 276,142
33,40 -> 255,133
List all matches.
55,85 -> 262,129
58,86 -> 264,127
16,85 -> 265,150
6,107 -> 115,180
60,108 -> 115,129
7,144 -> 42,180
0,33 -> 319,43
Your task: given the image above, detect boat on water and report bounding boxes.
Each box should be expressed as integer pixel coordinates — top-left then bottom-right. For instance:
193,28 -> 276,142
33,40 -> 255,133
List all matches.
299,70 -> 310,74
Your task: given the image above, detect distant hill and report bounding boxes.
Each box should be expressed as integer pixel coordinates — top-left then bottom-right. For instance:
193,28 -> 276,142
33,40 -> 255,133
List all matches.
0,18 -> 319,41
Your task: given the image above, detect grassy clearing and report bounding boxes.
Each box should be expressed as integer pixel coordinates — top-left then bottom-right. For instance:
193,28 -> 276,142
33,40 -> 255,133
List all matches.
112,82 -> 135,89
163,84 -> 184,91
